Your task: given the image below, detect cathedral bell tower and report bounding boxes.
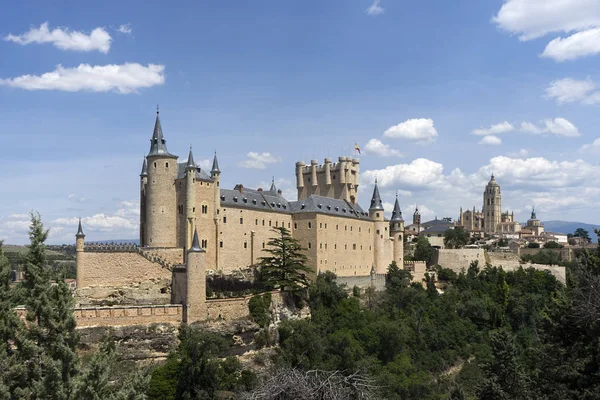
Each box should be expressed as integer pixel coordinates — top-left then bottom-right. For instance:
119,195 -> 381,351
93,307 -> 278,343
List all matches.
483,174 -> 501,234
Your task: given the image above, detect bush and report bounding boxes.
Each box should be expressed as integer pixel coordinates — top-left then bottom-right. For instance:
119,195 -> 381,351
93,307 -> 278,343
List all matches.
352,285 -> 361,297
527,242 -> 540,248
544,241 -> 561,249
249,294 -> 272,327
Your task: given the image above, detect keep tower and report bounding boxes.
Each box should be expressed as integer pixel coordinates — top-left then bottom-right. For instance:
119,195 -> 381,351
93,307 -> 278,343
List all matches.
144,110 -> 178,247
390,194 -> 404,266
369,179 -> 387,273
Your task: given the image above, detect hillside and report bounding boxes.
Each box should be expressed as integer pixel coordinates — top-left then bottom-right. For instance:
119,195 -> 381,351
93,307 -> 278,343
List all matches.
543,220 -> 599,242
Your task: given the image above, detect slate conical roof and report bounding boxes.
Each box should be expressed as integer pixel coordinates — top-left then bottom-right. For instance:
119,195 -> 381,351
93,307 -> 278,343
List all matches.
531,207 -> 537,220
186,147 -> 196,170
189,228 -> 204,252
270,177 -> 277,192
76,218 -> 85,238
148,110 -> 177,158
140,158 -> 148,177
211,152 -> 220,175
369,179 -> 384,211
390,195 -> 403,222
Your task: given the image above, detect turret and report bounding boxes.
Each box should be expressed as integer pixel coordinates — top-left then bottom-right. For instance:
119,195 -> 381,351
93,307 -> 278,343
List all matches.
324,158 -> 332,186
185,147 -> 197,249
390,195 -> 404,266
211,152 -> 221,270
75,219 -> 86,287
270,177 -> 277,192
210,152 -> 220,179
185,228 -> 206,323
140,157 -> 148,246
369,179 -> 386,273
145,108 -> 178,247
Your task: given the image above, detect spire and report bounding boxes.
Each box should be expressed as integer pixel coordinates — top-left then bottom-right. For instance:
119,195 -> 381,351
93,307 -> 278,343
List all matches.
147,108 -> 176,158
186,146 -> 196,170
390,194 -> 403,222
189,228 -> 204,252
369,179 -> 384,211
414,205 -> 420,215
140,157 -> 148,177
270,177 -> 277,192
531,206 -> 537,220
76,218 -> 85,238
211,151 -> 220,175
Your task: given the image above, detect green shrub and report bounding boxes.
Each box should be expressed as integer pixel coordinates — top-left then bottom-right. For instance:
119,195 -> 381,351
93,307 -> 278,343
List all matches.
248,294 -> 272,327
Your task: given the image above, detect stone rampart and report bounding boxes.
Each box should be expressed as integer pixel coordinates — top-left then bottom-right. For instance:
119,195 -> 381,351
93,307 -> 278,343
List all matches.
206,291 -> 283,321
432,249 -> 487,271
335,274 -> 387,291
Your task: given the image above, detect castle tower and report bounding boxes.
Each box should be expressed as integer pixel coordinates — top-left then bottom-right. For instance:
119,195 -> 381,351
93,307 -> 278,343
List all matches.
369,179 -> 386,273
295,156 -> 360,204
185,147 -> 197,250
145,109 -> 178,247
413,206 -> 421,227
75,219 -> 86,287
140,158 -> 148,246
211,152 -> 221,270
185,228 -> 206,323
483,174 -> 501,234
390,194 -> 404,267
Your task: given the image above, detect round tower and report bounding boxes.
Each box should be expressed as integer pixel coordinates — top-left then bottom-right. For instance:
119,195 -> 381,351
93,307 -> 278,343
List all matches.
369,179 -> 386,273
75,219 -> 86,288
185,228 -> 207,323
390,195 -> 404,267
185,147 -> 197,250
483,174 -> 501,234
145,109 -> 178,248
140,157 -> 148,246
211,152 -> 221,269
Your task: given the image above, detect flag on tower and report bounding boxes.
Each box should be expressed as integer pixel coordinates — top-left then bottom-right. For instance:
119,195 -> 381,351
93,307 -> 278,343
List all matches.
354,143 -> 361,155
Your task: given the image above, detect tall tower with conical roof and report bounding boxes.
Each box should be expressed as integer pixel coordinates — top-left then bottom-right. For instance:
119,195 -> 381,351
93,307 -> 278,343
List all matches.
390,194 -> 404,266
140,157 -> 148,245
75,219 -> 86,287
185,147 -> 197,250
482,174 -> 502,234
145,109 -> 178,247
369,179 -> 387,273
210,152 -> 221,269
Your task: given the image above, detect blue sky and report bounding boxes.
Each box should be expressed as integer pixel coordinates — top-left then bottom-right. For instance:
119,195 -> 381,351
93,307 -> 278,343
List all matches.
1,0 -> 600,244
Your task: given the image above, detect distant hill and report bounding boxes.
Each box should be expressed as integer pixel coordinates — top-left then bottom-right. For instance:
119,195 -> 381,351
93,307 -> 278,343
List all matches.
542,221 -> 599,243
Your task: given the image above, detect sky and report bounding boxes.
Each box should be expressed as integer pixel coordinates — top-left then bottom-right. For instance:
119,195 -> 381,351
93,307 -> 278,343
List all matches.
1,0 -> 600,244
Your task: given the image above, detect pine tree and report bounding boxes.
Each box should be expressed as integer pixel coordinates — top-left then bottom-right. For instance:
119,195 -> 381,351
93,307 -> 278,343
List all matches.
258,227 -> 312,293
13,212 -> 79,399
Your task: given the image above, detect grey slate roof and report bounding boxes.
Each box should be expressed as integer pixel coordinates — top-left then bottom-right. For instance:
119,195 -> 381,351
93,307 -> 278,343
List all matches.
176,163 -> 213,181
76,218 -> 85,238
140,158 -> 148,177
220,187 -> 291,213
369,180 -> 384,211
147,112 -> 177,158
189,228 -> 204,252
211,152 -> 220,175
390,196 -> 403,222
186,148 -> 196,170
422,224 -> 453,234
289,195 -> 370,219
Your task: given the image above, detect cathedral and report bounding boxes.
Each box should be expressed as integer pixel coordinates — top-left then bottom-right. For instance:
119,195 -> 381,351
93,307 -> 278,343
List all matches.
456,174 -> 521,236
139,110 -> 407,276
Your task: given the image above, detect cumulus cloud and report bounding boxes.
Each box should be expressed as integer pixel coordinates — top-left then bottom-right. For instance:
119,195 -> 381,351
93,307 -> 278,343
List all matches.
472,121 -> 515,136
542,28 -> 600,61
519,118 -> 580,137
4,22 -> 111,53
479,135 -> 502,145
366,0 -> 384,16
117,24 -> 132,34
363,138 -> 402,157
545,77 -> 600,104
581,138 -> 600,152
492,0 -> 600,41
383,118 -> 438,144
507,149 -> 529,158
238,152 -> 281,169
0,63 -> 165,94
493,0 -> 600,61
362,158 -> 445,189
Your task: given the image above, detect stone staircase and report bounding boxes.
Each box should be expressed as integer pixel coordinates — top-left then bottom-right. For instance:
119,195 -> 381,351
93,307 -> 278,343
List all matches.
137,248 -> 174,272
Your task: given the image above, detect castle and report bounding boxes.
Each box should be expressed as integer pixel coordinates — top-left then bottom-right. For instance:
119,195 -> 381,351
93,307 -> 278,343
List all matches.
74,111 -> 422,325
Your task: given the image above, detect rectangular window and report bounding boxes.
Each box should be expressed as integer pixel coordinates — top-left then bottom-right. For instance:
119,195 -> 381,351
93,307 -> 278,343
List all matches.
244,242 -> 247,249
353,244 -> 356,250
320,243 -> 323,249
262,220 -> 265,226
220,241 -> 223,248
269,220 -> 272,227
345,225 -> 347,231
275,221 -> 278,227
336,225 -> 339,230
240,217 -> 243,224
255,219 -> 258,225
294,222 -> 297,229
325,223 -> 327,229
308,222 -> 312,229
308,242 -> 312,249
262,242 -> 265,249
223,216 -> 227,223
320,223 -> 322,229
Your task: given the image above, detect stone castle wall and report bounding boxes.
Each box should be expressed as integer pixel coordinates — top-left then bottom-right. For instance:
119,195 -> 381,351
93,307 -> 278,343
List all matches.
518,247 -> 572,262
432,249 -> 487,271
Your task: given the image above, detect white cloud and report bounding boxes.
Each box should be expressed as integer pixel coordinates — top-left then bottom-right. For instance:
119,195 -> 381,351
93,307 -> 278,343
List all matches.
507,149 -> 529,158
542,28 -> 600,61
519,118 -> 580,137
117,24 -> 132,35
67,193 -> 85,203
53,214 -> 136,233
479,135 -> 502,145
492,0 -> 600,41
0,63 -> 165,94
362,158 -> 446,189
366,0 -> 384,16
545,77 -> 600,104
363,138 -> 402,157
472,121 -> 515,136
4,22 -> 111,53
383,118 -> 438,144
197,159 -> 211,170
581,138 -> 600,152
238,152 -> 281,169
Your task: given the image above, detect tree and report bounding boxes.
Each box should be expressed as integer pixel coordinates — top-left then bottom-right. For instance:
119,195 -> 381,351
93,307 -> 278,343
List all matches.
12,212 -> 79,399
574,228 -> 591,243
444,227 -> 469,249
527,242 -> 540,248
413,236 -> 434,263
258,227 -> 312,293
497,238 -> 508,247
543,241 -> 561,249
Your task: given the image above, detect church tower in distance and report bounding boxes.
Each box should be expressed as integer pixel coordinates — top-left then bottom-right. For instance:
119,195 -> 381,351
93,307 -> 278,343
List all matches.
483,174 -> 502,234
